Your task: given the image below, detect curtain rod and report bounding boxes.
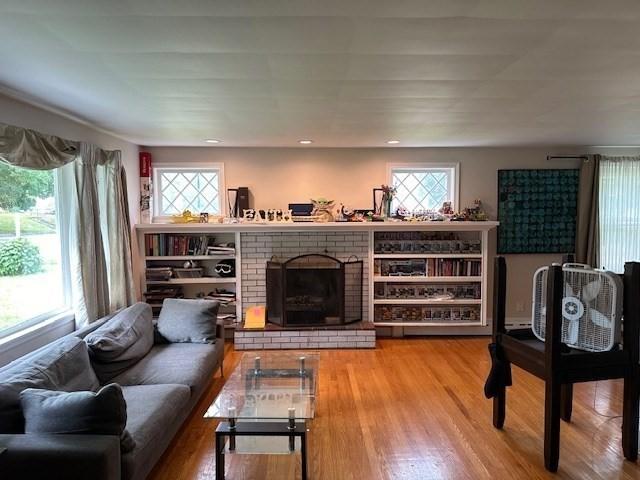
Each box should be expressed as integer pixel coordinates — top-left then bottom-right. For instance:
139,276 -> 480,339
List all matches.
546,155 -> 589,161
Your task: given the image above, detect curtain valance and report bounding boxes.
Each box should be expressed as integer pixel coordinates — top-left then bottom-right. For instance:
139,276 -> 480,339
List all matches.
0,122 -> 79,169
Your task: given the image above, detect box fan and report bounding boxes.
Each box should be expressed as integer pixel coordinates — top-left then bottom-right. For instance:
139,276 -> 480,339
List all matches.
532,263 -> 623,352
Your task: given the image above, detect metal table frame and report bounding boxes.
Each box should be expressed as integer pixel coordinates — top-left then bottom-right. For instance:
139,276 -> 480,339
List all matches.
214,356 -> 314,480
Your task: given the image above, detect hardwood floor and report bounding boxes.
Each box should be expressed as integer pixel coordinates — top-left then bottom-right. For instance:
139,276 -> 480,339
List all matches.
149,338 -> 640,480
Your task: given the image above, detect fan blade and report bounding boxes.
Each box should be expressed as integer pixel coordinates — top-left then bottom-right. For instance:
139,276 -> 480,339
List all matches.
582,280 -> 602,302
567,319 -> 579,344
590,309 -> 612,328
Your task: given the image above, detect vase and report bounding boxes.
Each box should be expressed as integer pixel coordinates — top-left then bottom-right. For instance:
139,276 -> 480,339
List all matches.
381,195 -> 393,218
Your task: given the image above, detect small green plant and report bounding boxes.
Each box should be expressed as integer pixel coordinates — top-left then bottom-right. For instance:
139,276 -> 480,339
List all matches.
0,238 -> 43,276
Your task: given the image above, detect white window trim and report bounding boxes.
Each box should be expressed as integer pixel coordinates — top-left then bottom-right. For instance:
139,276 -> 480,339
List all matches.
0,310 -> 75,367
387,162 -> 460,211
152,162 -> 226,222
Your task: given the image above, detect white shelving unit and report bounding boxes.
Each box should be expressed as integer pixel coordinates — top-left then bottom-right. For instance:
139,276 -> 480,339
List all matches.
136,221 -> 498,337
138,227 -> 242,329
369,224 -> 493,333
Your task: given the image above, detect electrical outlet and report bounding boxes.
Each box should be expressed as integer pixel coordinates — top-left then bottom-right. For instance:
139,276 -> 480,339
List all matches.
515,302 -> 525,313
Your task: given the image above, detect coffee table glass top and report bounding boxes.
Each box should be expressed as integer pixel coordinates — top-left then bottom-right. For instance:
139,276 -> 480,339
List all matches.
205,352 -> 319,420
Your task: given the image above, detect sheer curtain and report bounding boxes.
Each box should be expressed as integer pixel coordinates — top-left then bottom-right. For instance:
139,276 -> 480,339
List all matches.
599,156 -> 640,273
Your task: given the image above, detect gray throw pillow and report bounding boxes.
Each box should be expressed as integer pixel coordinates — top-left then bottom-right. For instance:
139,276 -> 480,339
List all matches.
85,303 -> 154,383
157,299 -> 219,343
20,383 -> 135,453
0,337 -> 100,434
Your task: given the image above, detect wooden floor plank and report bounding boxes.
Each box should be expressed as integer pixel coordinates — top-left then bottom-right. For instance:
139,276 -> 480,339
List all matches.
149,338 -> 640,480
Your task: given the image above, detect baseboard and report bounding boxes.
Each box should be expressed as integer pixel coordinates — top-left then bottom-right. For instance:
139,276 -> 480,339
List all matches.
505,317 -> 532,329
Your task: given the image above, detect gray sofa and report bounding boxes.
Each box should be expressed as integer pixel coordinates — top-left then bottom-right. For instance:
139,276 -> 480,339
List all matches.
0,302 -> 225,480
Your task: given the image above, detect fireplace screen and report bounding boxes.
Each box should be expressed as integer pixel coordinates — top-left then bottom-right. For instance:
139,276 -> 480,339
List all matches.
266,254 -> 363,327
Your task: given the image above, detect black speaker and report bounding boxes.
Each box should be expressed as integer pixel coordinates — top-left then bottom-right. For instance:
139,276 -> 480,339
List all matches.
237,187 -> 250,212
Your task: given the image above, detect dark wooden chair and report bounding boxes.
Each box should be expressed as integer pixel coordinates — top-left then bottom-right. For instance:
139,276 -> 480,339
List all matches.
487,257 -> 640,472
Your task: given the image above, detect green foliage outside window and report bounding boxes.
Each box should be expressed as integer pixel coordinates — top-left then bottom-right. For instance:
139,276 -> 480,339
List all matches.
0,163 -> 54,212
0,238 -> 43,276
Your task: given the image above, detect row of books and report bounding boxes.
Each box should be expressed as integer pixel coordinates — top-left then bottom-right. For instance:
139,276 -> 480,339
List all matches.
375,305 -> 480,323
374,283 -> 481,300
375,259 -> 482,277
374,239 -> 481,254
145,234 -> 236,257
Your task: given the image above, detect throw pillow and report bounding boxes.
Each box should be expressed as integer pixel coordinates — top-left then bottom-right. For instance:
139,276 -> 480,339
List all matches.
0,337 -> 100,434
85,303 -> 154,383
20,383 -> 135,453
157,299 -> 219,343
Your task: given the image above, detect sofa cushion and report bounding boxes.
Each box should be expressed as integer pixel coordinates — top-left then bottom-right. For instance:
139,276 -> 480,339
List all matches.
120,384 -> 191,480
0,337 -> 100,433
157,299 -> 219,343
20,383 -> 135,453
110,343 -> 219,393
85,303 -> 154,384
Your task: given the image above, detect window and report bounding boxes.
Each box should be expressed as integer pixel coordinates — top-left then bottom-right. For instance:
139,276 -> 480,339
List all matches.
599,157 -> 640,273
154,165 -> 224,218
388,164 -> 459,213
0,163 -> 69,337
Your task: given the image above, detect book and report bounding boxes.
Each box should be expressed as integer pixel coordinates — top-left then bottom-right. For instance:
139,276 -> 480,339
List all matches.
244,306 -> 266,329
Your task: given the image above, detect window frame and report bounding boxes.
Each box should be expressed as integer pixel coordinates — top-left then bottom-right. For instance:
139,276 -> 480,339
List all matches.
152,162 -> 226,222
0,168 -> 72,340
387,163 -> 460,212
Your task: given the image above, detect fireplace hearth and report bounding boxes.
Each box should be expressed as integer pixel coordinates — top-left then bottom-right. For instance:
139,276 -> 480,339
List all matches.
266,254 -> 363,328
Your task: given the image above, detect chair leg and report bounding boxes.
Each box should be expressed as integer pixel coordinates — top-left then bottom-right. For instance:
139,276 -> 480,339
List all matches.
622,370 -> 640,461
560,384 -> 573,422
493,386 -> 506,429
544,379 -> 562,472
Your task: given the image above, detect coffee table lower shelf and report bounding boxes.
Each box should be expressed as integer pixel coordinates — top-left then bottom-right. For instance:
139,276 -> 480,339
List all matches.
215,420 -> 308,480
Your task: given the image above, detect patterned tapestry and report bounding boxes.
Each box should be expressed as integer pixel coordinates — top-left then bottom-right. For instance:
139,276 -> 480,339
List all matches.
497,169 -> 579,254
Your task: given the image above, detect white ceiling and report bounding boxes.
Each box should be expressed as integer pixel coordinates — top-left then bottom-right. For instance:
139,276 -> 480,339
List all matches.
3,0 -> 640,147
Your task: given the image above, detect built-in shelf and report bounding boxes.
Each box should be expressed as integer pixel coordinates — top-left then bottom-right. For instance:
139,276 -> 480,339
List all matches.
147,277 -> 236,285
137,221 -> 498,336
373,299 -> 482,305
373,322 -> 483,327
145,255 -> 235,261
372,276 -> 482,283
373,253 -> 482,259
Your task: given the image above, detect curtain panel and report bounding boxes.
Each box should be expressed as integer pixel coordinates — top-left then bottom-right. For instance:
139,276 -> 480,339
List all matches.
575,155 -> 600,267
98,150 -> 136,310
0,122 -> 134,326
599,155 -> 640,273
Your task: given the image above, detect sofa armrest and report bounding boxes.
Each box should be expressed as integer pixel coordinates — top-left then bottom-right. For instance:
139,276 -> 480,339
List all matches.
0,434 -> 121,480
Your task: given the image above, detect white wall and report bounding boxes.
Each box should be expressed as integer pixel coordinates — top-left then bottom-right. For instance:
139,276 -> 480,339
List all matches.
143,145 -> 640,322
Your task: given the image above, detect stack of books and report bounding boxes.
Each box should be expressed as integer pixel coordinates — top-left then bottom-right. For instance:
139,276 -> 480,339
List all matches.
144,286 -> 184,316
206,244 -> 236,255
204,289 -> 236,306
145,267 -> 173,281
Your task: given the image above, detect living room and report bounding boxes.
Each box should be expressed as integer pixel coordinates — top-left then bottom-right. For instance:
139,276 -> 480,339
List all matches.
1,1 -> 640,479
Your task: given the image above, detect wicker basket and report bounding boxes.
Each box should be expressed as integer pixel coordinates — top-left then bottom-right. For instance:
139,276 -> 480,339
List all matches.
173,268 -> 204,279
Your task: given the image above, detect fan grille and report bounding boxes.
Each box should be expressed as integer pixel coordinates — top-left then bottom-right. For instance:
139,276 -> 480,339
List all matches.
532,265 -> 622,352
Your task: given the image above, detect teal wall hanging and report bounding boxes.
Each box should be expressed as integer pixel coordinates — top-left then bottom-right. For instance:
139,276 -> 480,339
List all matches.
497,169 -> 579,254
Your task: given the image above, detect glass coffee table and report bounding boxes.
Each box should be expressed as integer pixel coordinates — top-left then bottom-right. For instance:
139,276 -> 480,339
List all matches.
205,352 -> 319,480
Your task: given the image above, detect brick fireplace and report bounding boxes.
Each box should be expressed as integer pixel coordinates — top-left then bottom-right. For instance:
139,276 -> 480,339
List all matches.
237,231 -> 374,350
